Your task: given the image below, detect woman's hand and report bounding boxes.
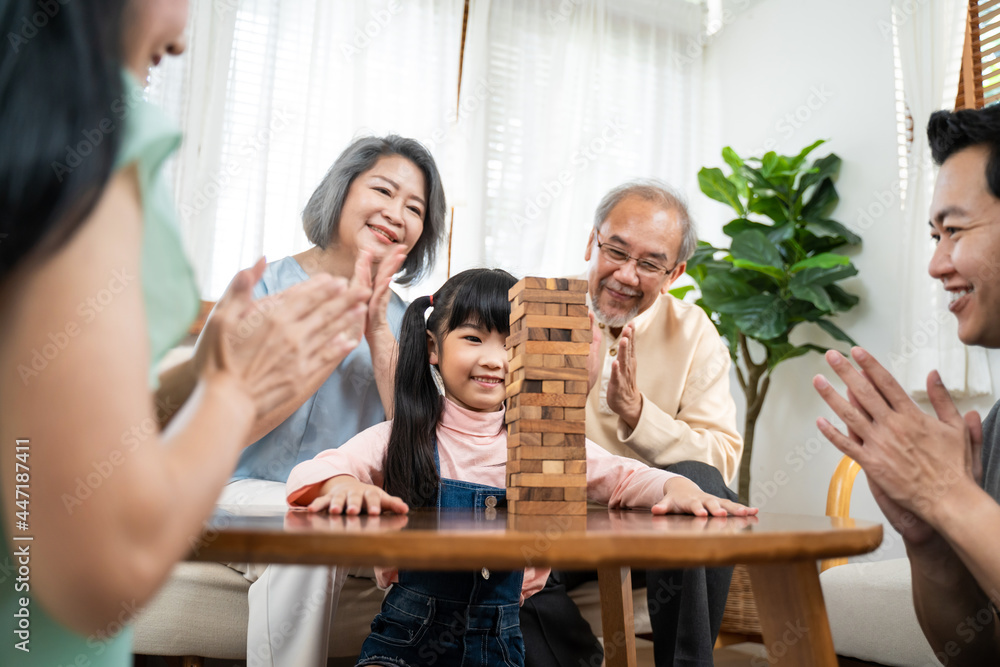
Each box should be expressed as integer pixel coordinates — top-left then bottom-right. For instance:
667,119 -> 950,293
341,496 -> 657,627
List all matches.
353,248 -> 408,416
651,476 -> 757,517
306,475 -> 409,515
353,247 -> 408,344
194,257 -> 371,417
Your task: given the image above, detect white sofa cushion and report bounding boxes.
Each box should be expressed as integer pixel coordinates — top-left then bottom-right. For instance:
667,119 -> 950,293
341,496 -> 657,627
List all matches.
820,558 -> 939,667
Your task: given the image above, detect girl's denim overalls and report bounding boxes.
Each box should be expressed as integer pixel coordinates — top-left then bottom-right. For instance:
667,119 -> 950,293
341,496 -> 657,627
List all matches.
356,445 -> 525,667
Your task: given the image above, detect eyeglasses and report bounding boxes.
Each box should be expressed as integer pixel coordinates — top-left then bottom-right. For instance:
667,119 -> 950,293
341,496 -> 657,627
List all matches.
595,232 -> 676,277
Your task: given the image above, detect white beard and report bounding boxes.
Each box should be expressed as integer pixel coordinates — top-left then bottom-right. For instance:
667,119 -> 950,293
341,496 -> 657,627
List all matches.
591,290 -> 640,328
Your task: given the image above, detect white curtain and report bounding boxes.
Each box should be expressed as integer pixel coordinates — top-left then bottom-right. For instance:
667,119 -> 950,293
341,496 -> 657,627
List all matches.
450,0 -> 704,279
149,0 -> 706,296
148,0 -> 465,297
893,0 -> 992,399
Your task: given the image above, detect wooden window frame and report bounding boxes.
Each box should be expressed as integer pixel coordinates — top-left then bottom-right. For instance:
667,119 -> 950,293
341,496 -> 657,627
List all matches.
956,0 -> 1000,109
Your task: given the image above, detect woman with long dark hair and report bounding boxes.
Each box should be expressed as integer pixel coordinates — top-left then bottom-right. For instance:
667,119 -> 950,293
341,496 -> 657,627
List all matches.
0,2 -> 370,664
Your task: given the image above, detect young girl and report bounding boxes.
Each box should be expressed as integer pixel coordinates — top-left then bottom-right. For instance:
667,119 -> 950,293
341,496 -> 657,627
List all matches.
286,268 -> 754,667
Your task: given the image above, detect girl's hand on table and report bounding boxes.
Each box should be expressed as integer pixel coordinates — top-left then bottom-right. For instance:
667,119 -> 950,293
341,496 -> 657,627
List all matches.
307,475 -> 409,515
652,477 -> 757,517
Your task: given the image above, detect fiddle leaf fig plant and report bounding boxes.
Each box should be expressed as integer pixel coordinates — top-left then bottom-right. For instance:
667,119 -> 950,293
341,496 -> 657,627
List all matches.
677,140 -> 862,503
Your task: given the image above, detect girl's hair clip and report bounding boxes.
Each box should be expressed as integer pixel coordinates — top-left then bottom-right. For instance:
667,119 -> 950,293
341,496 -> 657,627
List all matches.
429,294 -> 434,306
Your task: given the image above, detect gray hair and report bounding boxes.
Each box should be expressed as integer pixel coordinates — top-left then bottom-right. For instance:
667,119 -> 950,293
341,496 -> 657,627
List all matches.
592,179 -> 698,264
302,135 -> 447,285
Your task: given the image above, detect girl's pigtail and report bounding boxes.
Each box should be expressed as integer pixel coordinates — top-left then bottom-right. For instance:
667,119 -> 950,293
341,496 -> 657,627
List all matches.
383,294 -> 441,507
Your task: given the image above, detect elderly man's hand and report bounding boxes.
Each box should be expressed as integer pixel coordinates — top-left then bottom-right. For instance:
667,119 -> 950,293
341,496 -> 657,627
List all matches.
812,346 -> 982,534
606,322 -> 643,429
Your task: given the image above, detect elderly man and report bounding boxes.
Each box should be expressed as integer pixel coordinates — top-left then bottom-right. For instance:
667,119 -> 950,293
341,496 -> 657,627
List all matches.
814,105 -> 1000,665
519,181 -> 744,667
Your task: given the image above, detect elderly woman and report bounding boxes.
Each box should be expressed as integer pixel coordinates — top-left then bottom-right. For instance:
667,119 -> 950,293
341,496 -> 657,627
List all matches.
0,1 -> 374,665
217,136 -> 447,667
228,135 -> 446,489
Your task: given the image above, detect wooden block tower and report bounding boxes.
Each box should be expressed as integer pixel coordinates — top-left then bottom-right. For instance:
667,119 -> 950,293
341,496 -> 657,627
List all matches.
506,277 -> 591,515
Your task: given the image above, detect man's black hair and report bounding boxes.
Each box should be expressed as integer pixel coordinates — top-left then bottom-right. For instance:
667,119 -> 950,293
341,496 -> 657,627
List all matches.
928,106 -> 1000,198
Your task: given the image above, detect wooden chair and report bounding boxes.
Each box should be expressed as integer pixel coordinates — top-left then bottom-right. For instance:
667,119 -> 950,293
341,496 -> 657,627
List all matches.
819,455 -> 938,666
821,455 -> 863,571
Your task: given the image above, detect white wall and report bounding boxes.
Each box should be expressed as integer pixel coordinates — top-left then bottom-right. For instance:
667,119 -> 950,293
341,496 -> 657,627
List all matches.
701,0 -> 1000,561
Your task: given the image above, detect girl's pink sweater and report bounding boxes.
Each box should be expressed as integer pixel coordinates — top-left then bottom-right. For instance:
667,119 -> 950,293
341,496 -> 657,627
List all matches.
286,398 -> 678,602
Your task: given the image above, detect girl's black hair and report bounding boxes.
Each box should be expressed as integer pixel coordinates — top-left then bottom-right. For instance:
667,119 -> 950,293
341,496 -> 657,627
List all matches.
383,268 -> 517,507
0,0 -> 126,282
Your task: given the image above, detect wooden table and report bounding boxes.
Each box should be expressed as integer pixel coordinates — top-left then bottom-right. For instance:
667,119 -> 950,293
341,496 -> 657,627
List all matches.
189,509 -> 881,666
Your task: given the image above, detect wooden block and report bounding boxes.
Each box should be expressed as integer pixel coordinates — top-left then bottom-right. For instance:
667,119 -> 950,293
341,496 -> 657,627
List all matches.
508,342 -> 589,358
508,500 -> 587,515
510,301 -> 548,322
567,304 -> 590,317
570,328 -> 593,343
508,277 -> 547,301
506,328 -> 554,348
566,279 -> 588,292
506,432 -> 543,448
514,289 -> 587,305
542,432 -> 566,446
505,405 -> 542,423
519,367 -> 588,382
564,408 -> 586,420
507,460 -> 545,474
544,302 -> 567,316
564,433 -> 585,447
520,341 -> 590,356
549,328 -> 571,342
510,473 -> 587,487
566,354 -> 588,369
517,419 -> 586,434
507,486 -> 565,502
546,278 -> 569,290
521,315 -> 591,331
541,406 -> 564,420
541,380 -> 564,394
564,461 -> 587,475
542,355 -> 568,368
506,379 -> 544,396
511,446 -> 586,460
565,381 -> 589,394
512,392 -> 588,407
508,353 -> 546,373
564,487 -> 588,502
505,394 -> 524,411
542,460 -> 565,474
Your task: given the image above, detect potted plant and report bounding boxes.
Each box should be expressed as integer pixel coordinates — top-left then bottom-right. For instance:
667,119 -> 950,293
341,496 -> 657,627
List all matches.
677,140 -> 861,503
